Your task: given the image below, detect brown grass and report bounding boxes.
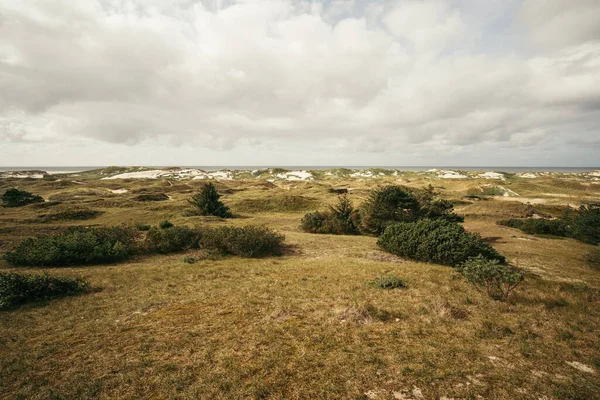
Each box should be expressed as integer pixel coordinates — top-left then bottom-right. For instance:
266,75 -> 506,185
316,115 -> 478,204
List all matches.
0,175 -> 599,399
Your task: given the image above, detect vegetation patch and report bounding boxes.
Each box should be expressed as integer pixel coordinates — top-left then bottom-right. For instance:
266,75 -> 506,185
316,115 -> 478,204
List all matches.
459,255 -> 524,300
36,209 -> 104,223
187,182 -> 232,218
0,272 -> 90,310
134,193 -> 170,202
369,276 -> 406,290
1,188 -> 44,208
301,195 -> 360,235
377,219 -> 505,267
145,225 -> 199,254
3,226 -> 140,267
234,194 -> 319,212
200,225 -> 285,257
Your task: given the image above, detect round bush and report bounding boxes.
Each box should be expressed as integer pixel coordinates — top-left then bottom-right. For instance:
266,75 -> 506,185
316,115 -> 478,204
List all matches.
377,219 -> 505,267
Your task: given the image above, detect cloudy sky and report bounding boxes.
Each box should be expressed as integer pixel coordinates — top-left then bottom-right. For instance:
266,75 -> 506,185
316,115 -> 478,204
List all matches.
1,0 -> 599,167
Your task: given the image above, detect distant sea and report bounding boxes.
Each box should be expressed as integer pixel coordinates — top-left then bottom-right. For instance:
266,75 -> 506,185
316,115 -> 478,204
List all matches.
0,165 -> 600,174
0,166 -> 598,174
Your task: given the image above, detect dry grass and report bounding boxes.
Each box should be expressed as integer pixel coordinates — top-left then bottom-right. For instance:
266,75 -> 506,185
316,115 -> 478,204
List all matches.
1,175 -> 599,399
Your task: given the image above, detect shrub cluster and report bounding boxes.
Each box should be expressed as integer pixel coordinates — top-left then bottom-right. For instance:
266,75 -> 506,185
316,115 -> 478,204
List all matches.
377,219 -> 505,267
1,188 -> 44,208
301,185 -> 463,236
300,195 -> 360,235
498,203 -> 599,245
0,272 -> 90,310
459,255 -> 524,301
498,218 -> 568,236
145,225 -> 199,254
200,225 -> 285,257
3,226 -> 139,266
188,182 -> 232,218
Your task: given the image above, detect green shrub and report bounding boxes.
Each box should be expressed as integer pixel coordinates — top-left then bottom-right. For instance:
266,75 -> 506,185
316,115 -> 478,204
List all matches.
369,276 -> 406,289
459,255 -> 524,300
377,219 -> 505,267
3,226 -> 139,266
359,186 -> 420,235
159,220 -> 174,229
0,272 -> 90,310
300,195 -> 360,235
200,225 -> 284,257
182,255 -> 199,264
1,188 -> 44,208
568,204 -> 600,245
498,218 -> 568,236
188,183 -> 232,218
145,226 -> 199,254
138,224 -> 151,231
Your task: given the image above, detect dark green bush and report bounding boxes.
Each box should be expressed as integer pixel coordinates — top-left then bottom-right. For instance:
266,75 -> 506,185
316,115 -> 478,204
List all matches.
300,195 -> 360,235
1,188 -> 44,208
0,272 -> 90,310
498,218 -> 568,236
369,276 -> 406,289
3,226 -> 139,266
188,182 -> 232,218
377,219 -> 505,267
145,226 -> 199,254
200,225 -> 284,257
568,204 -> 600,245
138,224 -> 151,231
459,255 -> 524,300
159,220 -> 174,229
359,186 -> 420,235
182,255 -> 198,264
134,193 -> 169,202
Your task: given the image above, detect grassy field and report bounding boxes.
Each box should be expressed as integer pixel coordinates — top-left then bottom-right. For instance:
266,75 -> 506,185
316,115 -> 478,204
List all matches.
1,170 -> 599,399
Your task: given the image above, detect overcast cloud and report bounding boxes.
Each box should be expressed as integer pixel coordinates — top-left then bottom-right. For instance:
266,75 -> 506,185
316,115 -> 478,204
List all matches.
0,0 -> 599,167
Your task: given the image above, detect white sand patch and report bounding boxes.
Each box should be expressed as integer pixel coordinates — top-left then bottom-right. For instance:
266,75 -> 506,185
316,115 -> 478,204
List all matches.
350,170 -> 374,178
438,170 -> 468,179
478,172 -> 505,180
103,170 -> 166,179
276,170 -> 313,181
497,185 -> 519,196
0,171 -> 45,179
518,172 -> 538,179
588,170 -> 600,177
566,361 -> 595,373
207,171 -> 233,180
109,189 -> 128,194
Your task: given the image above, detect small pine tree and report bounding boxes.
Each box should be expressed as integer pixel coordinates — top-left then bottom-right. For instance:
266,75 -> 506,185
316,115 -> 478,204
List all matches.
1,188 -> 44,208
188,182 -> 232,218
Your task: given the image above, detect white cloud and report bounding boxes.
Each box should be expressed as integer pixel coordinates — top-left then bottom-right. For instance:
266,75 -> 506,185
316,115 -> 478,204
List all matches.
0,0 -> 598,166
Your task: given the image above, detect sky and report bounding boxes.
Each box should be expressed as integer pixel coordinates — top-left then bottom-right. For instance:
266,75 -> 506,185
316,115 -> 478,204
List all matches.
0,0 -> 599,167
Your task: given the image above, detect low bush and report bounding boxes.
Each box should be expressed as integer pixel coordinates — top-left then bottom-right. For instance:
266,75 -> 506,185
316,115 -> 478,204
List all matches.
369,276 -> 406,289
300,195 -> 360,235
3,226 -> 140,266
1,188 -> 44,207
497,218 -> 568,236
359,186 -> 420,235
138,224 -> 151,231
182,255 -> 199,264
36,209 -> 103,223
134,193 -> 169,202
145,225 -> 199,254
568,203 -> 600,245
459,255 -> 524,300
377,219 -> 505,267
0,272 -> 90,310
159,220 -> 174,229
200,225 -> 284,257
